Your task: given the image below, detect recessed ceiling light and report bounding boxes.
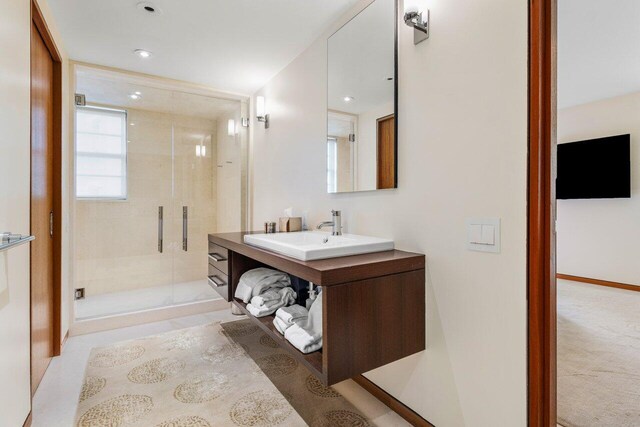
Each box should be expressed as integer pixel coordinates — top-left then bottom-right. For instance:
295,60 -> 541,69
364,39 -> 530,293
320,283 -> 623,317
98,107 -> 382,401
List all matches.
129,94 -> 141,100
133,49 -> 152,58
134,91 -> 142,96
343,96 -> 354,102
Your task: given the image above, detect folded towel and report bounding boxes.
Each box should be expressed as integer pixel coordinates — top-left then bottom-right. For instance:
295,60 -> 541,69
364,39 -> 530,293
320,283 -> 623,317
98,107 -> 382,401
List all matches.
275,304 -> 308,324
273,317 -> 289,335
273,305 -> 308,335
247,287 -> 297,317
284,295 -> 322,353
284,324 -> 322,353
234,268 -> 291,303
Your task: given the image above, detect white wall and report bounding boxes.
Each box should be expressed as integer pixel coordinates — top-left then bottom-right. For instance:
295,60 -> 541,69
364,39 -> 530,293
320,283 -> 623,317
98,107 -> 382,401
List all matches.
0,0 -> 35,423
0,2 -> 68,423
557,92 -> 640,286
250,0 -> 528,425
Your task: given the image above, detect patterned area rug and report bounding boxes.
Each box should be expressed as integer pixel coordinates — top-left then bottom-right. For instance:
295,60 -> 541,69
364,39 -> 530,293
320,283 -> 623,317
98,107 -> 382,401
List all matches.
75,319 -> 370,426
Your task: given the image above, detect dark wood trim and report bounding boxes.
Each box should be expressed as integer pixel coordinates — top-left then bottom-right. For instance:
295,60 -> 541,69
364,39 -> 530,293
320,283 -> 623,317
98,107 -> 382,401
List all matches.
31,1 -> 62,62
32,0 -> 63,359
209,232 -> 425,286
23,412 -> 32,427
557,274 -> 640,292
353,376 -> 434,427
528,0 -> 557,425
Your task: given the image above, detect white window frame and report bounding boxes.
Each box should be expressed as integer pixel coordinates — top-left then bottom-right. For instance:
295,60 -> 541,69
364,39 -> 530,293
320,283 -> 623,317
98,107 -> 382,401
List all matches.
75,106 -> 128,200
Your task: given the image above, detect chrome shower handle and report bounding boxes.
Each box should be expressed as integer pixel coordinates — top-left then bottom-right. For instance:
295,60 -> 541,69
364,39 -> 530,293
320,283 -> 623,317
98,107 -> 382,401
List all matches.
158,206 -> 163,253
182,206 -> 188,251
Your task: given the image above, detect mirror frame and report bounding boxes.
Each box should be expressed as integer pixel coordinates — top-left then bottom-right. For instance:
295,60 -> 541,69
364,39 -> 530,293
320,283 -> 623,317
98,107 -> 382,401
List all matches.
326,0 -> 398,194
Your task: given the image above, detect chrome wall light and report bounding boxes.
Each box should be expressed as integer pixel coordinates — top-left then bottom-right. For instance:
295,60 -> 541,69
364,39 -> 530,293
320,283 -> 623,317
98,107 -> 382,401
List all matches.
404,7 -> 429,45
256,96 -> 270,129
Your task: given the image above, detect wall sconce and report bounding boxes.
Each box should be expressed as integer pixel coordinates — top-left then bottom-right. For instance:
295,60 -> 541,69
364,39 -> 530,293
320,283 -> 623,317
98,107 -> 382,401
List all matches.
404,7 -> 429,45
256,96 -> 270,129
227,119 -> 236,136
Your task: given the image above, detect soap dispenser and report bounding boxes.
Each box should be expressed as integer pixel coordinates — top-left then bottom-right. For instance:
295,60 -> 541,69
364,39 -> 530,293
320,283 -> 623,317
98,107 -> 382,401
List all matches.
306,283 -> 317,310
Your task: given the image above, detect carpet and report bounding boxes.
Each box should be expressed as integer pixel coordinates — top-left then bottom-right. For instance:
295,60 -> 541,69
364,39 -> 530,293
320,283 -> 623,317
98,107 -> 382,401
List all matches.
557,280 -> 640,427
74,319 -> 370,426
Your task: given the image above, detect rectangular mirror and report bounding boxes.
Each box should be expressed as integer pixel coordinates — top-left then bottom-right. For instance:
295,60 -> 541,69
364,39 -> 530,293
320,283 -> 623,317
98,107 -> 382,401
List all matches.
327,0 -> 397,193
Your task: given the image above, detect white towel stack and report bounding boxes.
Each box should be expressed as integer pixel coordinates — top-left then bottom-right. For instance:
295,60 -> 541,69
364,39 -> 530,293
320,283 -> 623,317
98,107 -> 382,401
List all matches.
234,268 -> 291,303
247,287 -> 296,317
284,295 -> 322,354
273,305 -> 309,335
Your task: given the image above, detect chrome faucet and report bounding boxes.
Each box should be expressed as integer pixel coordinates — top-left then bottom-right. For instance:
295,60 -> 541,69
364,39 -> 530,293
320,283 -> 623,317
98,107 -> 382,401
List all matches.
316,210 -> 342,236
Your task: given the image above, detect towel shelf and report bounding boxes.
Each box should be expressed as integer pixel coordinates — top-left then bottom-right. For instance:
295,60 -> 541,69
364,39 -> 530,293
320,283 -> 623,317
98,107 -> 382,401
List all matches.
210,231 -> 426,386
0,235 -> 35,252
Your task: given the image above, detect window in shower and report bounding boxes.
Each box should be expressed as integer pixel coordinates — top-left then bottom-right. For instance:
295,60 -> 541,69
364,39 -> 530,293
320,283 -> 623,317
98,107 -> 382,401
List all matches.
75,106 -> 128,199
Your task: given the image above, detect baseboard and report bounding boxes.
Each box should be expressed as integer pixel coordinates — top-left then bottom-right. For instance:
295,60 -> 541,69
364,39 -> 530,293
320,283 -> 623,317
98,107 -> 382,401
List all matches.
557,274 -> 640,292
70,298 -> 229,336
56,330 -> 69,355
23,411 -> 32,427
353,375 -> 434,427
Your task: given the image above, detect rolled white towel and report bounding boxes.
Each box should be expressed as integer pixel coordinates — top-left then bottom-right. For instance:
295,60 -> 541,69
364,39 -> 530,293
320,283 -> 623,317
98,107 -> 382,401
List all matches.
247,287 -> 297,318
273,317 -> 289,335
251,289 -> 282,308
275,305 -> 308,324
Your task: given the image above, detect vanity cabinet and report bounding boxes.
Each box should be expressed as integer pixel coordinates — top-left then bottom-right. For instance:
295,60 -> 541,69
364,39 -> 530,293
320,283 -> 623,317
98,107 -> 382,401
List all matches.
208,232 -> 426,386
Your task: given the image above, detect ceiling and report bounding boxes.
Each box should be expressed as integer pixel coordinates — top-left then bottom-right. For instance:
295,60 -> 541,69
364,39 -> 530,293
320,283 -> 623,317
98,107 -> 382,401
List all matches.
76,67 -> 240,120
327,0 -> 394,115
558,0 -> 640,108
48,0 -> 360,95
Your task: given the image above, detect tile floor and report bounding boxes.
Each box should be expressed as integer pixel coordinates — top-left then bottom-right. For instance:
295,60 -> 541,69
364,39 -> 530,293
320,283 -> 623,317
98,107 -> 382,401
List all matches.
75,279 -> 221,320
33,310 -> 409,426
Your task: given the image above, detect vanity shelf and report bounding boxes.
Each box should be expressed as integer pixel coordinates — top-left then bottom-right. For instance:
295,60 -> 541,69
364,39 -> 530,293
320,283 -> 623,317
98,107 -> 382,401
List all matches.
209,232 -> 426,385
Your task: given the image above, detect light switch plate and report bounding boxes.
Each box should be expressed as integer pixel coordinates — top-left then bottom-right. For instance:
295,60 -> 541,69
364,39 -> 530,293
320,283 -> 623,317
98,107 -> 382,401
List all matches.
467,218 -> 501,253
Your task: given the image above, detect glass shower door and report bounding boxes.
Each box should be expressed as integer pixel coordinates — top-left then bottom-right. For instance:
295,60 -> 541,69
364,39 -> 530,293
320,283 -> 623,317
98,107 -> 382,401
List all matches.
74,107 -> 176,319
170,92 -> 220,304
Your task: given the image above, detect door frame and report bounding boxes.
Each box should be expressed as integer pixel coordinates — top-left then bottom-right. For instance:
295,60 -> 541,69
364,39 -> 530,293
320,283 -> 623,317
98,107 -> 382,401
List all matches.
31,0 -> 63,360
528,0 -> 557,425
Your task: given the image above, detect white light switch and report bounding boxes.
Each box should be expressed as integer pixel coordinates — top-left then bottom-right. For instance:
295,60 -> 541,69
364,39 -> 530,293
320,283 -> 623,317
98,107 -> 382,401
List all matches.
469,224 -> 483,244
481,225 -> 495,245
467,218 -> 501,253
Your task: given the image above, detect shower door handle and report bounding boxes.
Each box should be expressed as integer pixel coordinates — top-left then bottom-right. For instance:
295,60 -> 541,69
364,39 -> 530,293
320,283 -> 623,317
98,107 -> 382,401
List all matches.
158,206 -> 163,253
182,206 -> 188,251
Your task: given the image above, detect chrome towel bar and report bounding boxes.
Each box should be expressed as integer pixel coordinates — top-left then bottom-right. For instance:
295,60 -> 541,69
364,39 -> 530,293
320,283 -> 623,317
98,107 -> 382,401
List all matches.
0,234 -> 35,252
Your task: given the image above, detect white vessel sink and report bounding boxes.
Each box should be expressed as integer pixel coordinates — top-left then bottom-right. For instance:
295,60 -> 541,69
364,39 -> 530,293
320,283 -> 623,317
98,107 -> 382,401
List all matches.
243,231 -> 394,261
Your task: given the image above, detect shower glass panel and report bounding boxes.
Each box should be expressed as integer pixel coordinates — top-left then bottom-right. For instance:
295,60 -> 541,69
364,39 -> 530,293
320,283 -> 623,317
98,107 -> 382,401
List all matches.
73,67 -> 244,320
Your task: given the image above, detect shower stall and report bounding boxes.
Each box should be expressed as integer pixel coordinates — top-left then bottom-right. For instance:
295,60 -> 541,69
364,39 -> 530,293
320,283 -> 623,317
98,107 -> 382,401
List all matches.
72,65 -> 247,320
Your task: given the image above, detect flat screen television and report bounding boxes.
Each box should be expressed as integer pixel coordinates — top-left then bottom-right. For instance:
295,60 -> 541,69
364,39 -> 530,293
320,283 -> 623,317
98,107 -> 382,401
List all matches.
556,134 -> 631,200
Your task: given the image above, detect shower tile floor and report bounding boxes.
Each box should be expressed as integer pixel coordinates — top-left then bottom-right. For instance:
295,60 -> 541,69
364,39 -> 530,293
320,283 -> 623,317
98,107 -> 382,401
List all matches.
75,279 -> 221,320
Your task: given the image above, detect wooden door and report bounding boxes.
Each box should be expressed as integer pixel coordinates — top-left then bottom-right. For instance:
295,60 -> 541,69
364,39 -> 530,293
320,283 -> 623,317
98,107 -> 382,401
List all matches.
377,114 -> 396,189
30,20 -> 55,394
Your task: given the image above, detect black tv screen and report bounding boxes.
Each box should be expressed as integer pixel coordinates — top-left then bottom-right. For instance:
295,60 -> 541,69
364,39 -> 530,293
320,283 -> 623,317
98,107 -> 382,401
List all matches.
556,134 -> 631,200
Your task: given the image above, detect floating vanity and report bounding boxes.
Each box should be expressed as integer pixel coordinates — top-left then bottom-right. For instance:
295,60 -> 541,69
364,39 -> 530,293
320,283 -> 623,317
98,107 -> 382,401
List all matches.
209,232 -> 425,385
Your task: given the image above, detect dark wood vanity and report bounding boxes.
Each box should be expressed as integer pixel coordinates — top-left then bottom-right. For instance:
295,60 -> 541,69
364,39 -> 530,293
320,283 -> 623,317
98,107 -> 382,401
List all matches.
208,232 -> 426,385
